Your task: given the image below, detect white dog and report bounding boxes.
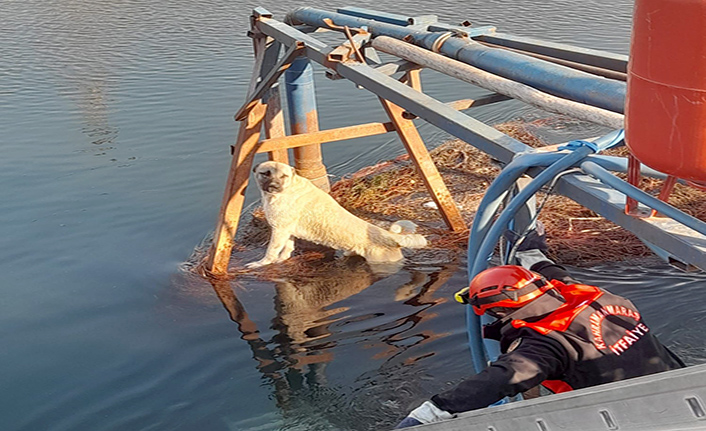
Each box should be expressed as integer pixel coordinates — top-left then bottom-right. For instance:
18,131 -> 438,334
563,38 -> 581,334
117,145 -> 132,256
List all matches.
246,161 -> 427,268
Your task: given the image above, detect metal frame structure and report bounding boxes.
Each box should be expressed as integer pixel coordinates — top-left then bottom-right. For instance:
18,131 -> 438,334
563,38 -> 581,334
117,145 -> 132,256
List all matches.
204,6 -> 706,277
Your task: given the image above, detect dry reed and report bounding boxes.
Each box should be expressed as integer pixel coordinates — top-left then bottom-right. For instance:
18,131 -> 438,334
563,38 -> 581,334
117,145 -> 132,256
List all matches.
236,117 -> 706,268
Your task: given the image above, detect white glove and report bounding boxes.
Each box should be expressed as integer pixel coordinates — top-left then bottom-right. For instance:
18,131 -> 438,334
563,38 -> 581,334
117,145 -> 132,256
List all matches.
515,249 -> 554,269
407,401 -> 455,424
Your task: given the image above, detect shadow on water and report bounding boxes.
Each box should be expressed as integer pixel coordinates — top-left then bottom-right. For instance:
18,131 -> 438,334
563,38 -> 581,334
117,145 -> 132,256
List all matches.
198,255 -> 462,430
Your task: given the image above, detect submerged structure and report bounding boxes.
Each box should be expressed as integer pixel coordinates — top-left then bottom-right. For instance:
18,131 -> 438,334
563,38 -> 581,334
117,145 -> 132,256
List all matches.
203,4 -> 706,429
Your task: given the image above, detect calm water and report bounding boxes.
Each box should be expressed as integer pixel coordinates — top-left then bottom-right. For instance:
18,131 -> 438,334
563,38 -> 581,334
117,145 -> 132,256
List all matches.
2,1 -> 705,430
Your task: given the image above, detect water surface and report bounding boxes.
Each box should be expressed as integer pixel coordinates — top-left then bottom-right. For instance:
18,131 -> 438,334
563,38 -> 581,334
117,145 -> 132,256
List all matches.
2,1 -> 705,430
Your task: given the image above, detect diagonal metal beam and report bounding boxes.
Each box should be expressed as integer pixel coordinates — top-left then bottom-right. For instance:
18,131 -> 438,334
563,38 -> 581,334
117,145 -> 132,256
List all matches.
235,41 -> 305,121
257,16 -> 531,163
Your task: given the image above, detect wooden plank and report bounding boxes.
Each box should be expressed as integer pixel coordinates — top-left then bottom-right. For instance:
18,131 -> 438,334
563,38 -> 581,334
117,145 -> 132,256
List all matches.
405,68 -> 422,91
258,93 -> 510,151
207,101 -> 267,275
256,121 -> 396,153
379,97 -> 467,232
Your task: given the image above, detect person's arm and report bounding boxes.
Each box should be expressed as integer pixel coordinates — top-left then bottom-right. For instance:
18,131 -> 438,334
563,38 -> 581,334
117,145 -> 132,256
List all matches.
430,335 -> 569,413
396,336 -> 569,427
529,260 -> 578,285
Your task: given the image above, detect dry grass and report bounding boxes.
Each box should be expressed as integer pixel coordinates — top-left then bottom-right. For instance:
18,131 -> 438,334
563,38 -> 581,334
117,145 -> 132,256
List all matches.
237,118 -> 706,267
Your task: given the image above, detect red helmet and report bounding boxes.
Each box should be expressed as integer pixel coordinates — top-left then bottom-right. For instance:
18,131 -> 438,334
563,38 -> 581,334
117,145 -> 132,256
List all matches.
465,265 -> 553,315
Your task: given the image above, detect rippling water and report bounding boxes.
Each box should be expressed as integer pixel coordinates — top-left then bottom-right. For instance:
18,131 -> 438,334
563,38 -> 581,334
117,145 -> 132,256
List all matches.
2,1 -> 705,430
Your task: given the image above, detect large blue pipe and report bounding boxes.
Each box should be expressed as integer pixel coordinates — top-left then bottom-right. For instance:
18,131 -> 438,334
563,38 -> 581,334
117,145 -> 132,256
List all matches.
465,148 -> 594,372
285,56 -> 318,135
284,56 -> 330,190
287,7 -> 626,113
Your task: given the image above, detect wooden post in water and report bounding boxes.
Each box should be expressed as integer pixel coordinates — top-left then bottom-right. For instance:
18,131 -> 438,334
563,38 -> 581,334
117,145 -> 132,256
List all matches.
207,28 -> 281,276
207,101 -> 267,275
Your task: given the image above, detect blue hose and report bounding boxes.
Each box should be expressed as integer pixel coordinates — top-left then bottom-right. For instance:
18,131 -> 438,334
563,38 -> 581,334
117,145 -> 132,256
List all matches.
465,146 -> 594,372
465,130 -> 624,373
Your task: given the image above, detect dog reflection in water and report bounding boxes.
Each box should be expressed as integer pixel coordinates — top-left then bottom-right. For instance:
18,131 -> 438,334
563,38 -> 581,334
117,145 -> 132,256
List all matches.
272,257 -> 377,352
207,255 -> 455,416
247,161 -> 427,269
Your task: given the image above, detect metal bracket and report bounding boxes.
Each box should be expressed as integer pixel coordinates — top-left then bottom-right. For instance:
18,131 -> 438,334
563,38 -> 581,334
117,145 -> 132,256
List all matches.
328,32 -> 371,62
407,14 -> 439,26
427,24 -> 497,38
363,46 -> 382,64
251,7 -> 273,19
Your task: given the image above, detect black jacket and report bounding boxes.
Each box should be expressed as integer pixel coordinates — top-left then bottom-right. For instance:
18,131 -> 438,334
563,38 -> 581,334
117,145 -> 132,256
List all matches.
431,262 -> 684,414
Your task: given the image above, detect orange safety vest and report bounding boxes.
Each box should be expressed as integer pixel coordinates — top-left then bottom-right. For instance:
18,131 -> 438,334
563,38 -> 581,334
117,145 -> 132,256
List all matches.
509,281 -> 604,393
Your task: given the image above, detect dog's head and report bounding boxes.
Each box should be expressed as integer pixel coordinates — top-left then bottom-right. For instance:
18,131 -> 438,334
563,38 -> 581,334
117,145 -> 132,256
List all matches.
253,161 -> 296,194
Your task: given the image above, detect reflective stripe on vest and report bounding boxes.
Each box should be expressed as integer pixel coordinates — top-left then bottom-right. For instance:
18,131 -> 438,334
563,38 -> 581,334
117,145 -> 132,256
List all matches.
542,379 -> 573,394
510,281 -> 603,335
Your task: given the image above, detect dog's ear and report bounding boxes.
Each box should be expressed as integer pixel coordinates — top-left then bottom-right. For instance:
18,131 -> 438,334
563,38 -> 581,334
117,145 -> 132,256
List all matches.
252,163 -> 261,174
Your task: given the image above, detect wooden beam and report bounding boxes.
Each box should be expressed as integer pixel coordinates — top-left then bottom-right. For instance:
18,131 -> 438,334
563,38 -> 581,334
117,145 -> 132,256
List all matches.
257,93 -> 511,151
256,121 -> 396,153
207,101 -> 267,275
379,97 -> 467,231
405,68 -> 422,91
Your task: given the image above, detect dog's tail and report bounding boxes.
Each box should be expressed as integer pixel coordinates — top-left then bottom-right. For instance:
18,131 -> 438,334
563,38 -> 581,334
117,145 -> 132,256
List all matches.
389,220 -> 418,234
387,220 -> 427,249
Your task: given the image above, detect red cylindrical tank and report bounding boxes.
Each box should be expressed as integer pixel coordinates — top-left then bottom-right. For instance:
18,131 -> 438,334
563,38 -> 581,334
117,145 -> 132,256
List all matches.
625,0 -> 706,183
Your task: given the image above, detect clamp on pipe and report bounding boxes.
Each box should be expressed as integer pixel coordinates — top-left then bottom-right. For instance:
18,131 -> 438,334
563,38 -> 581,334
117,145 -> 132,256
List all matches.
431,31 -> 454,53
430,29 -> 467,53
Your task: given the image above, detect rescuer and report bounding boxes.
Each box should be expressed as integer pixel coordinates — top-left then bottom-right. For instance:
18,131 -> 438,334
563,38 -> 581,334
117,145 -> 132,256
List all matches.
396,229 -> 685,428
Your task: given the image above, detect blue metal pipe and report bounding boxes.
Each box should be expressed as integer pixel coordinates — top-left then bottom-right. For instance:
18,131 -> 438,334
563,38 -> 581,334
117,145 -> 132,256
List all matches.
284,56 -> 329,189
287,7 -> 626,113
464,153 -> 547,371
464,152 -> 566,372
285,56 -> 318,135
466,132 -> 626,285
471,148 -> 596,278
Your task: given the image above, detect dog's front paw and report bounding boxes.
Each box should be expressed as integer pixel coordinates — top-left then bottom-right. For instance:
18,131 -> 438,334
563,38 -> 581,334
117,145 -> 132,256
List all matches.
245,260 -> 270,269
